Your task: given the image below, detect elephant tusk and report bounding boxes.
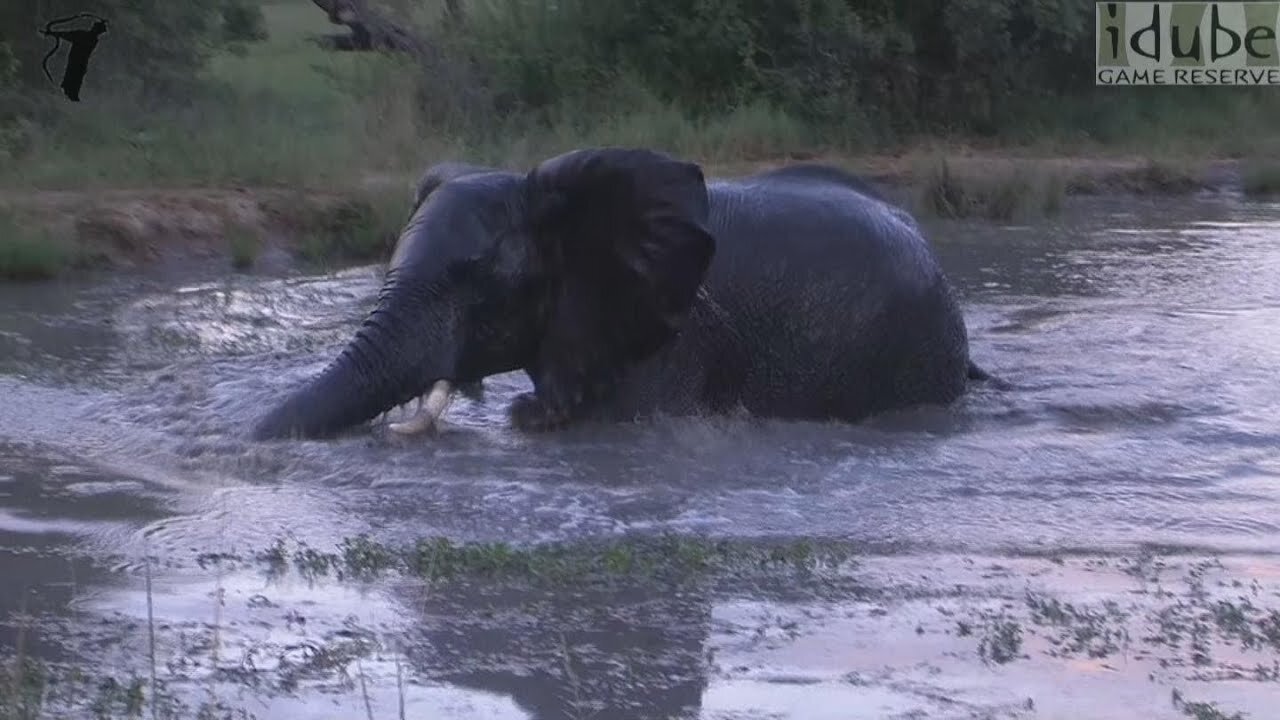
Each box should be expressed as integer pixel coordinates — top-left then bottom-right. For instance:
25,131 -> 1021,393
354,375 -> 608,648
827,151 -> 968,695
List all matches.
389,380 -> 454,436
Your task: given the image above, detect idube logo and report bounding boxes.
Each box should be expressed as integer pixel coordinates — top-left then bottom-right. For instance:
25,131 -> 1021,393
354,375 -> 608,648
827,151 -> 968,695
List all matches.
39,12 -> 109,101
1097,2 -> 1280,85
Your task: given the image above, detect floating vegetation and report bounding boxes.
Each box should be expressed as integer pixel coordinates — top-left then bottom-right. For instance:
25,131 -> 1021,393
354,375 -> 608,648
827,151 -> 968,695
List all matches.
977,612 -> 1024,665
1172,688 -> 1250,720
1025,592 -> 1131,659
244,533 -> 860,587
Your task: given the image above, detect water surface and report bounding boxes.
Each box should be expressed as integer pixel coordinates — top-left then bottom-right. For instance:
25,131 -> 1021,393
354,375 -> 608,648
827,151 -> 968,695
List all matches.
3,193 -> 1279,719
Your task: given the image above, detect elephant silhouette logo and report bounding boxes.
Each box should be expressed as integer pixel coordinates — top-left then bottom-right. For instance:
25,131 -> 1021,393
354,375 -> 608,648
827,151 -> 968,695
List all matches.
40,12 -> 109,102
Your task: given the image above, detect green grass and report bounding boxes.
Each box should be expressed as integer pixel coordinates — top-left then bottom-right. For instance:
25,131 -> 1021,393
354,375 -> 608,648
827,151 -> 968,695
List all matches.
263,189 -> 408,270
1242,159 -> 1280,197
914,156 -> 1067,222
226,224 -> 262,270
517,97 -> 833,165
1121,159 -> 1206,195
0,209 -> 75,280
0,0 -> 432,190
207,1 -> 355,100
249,533 -> 857,586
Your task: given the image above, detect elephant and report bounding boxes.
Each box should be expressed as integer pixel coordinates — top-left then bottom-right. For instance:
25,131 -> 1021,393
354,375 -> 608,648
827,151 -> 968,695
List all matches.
251,147 -> 996,440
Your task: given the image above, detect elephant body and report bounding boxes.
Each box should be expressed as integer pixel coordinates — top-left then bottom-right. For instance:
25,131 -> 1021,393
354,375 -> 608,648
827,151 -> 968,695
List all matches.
596,166 -> 973,424
251,149 -> 989,441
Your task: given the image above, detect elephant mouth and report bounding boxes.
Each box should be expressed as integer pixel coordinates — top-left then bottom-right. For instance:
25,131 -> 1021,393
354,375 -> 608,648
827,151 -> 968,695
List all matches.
383,379 -> 456,436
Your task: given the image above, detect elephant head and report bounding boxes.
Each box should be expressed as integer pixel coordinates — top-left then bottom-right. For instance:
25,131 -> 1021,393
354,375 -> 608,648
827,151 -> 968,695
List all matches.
251,148 -> 716,440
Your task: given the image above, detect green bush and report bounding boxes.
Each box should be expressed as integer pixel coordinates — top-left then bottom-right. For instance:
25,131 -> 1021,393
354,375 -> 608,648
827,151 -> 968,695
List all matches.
0,41 -> 22,160
294,195 -> 405,268
1243,159 -> 1280,197
0,209 -> 75,280
915,157 -> 1068,221
436,0 -> 1101,143
222,0 -> 269,44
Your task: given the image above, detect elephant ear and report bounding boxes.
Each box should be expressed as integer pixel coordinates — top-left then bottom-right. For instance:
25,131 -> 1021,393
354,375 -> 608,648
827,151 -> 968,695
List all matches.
520,147 -> 716,424
410,162 -> 497,215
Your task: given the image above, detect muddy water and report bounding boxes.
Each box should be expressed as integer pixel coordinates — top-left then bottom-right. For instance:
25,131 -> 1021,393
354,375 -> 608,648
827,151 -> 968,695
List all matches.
3,193 -> 1280,719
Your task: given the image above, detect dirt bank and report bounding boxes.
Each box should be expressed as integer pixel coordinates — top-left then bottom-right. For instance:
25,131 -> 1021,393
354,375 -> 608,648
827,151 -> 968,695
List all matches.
0,184 -> 407,278
0,154 -> 1250,281
714,152 -> 1243,193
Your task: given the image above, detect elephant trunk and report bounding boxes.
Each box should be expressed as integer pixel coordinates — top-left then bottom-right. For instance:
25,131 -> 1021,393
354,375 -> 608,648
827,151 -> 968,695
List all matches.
251,278 -> 456,440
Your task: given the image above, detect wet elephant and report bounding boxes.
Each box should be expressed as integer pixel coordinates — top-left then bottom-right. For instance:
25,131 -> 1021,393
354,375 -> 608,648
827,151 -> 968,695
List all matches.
251,147 -> 993,440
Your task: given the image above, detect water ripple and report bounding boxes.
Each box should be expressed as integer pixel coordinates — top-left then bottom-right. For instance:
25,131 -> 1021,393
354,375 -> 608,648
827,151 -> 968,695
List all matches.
2,194 -> 1280,563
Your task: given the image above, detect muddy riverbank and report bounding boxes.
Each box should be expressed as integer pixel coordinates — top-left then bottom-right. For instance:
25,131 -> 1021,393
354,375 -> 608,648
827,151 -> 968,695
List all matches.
0,154 -> 1251,281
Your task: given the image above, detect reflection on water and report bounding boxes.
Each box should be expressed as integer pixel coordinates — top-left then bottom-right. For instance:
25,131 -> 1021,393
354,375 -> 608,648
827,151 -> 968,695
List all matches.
3,194 -> 1280,718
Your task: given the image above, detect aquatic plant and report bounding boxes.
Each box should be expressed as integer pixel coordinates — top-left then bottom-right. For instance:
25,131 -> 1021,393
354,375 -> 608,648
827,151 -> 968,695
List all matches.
249,533 -> 858,587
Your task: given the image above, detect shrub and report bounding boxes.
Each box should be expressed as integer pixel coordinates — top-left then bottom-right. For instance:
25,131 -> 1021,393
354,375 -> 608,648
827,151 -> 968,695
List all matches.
1242,159 -> 1280,197
0,209 -> 75,280
433,0 -> 1101,143
222,0 -> 269,44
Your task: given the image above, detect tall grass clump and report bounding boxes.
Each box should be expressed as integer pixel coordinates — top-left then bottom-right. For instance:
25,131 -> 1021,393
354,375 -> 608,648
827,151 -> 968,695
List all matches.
273,191 -> 409,270
226,224 -> 262,271
0,209 -> 75,280
1121,159 -> 1206,195
915,157 -> 1067,221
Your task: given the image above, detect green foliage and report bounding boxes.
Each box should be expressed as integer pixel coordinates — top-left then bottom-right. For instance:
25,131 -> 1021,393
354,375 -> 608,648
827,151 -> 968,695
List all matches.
0,208 -> 76,280
253,533 -> 855,586
289,195 -> 405,268
0,0 -> 234,173
915,157 -> 1067,221
0,42 -> 14,89
221,0 -> 269,44
1243,159 -> 1280,197
443,0 -> 1102,142
0,41 -> 26,161
227,224 -> 261,271
0,656 -> 47,720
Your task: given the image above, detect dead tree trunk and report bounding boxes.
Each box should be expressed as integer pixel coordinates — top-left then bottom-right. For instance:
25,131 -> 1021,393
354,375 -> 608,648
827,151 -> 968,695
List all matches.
310,0 -> 421,53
